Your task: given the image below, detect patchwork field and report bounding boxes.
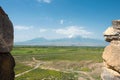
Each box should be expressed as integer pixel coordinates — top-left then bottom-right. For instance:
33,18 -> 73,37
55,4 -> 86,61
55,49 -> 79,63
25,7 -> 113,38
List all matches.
12,46 -> 104,80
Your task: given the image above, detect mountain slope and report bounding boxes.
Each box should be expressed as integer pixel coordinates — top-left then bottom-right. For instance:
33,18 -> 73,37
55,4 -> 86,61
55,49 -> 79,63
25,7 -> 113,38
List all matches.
15,37 -> 108,46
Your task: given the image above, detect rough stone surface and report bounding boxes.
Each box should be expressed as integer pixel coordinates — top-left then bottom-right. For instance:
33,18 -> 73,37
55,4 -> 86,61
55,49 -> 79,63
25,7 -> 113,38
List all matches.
0,52 -> 15,80
104,27 -> 117,36
101,67 -> 120,80
104,27 -> 119,42
0,7 -> 15,80
102,20 -> 120,80
112,20 -> 120,29
0,7 -> 13,52
103,40 -> 120,73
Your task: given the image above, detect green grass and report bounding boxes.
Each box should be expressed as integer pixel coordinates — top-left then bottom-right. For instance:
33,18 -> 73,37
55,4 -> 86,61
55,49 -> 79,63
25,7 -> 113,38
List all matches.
16,69 -> 77,80
80,67 -> 91,72
12,46 -> 103,80
12,46 -> 103,62
15,63 -> 78,80
15,62 -> 32,75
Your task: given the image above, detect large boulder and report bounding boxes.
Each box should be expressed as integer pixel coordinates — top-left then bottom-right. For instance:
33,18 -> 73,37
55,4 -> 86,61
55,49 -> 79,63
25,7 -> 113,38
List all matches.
0,7 -> 15,80
102,40 -> 120,72
0,7 -> 13,52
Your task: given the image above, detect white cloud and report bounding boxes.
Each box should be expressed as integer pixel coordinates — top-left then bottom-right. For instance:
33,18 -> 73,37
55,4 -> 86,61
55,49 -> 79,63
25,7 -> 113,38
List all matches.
37,0 -> 52,3
60,19 -> 64,24
55,26 -> 93,38
14,25 -> 94,42
39,29 -> 47,32
14,25 -> 33,30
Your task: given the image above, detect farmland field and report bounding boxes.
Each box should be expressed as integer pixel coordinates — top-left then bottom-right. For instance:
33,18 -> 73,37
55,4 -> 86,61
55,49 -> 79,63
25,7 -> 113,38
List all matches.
12,46 -> 104,80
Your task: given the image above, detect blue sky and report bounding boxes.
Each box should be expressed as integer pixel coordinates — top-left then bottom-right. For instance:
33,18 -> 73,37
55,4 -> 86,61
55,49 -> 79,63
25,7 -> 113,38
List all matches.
0,0 -> 120,42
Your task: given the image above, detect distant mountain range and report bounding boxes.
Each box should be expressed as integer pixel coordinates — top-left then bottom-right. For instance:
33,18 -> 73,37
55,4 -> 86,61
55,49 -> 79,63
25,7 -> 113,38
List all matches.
15,37 -> 108,46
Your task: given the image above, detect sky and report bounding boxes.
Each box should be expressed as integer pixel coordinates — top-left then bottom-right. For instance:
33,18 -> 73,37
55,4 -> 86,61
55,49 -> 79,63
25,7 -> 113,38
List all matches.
0,0 -> 120,42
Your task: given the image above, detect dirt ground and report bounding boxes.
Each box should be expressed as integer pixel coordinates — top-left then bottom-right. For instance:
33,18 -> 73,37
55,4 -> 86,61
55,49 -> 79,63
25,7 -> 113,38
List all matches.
18,57 -> 103,80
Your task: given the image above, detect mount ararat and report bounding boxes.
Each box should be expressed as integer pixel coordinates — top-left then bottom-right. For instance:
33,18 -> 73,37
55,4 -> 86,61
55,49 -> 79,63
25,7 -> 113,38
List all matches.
15,37 -> 107,46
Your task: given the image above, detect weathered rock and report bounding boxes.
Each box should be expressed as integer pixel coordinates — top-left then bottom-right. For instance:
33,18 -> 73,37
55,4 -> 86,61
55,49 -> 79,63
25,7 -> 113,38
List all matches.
104,27 -> 119,42
101,67 -> 120,80
102,20 -> 120,80
104,27 -> 117,36
112,20 -> 120,29
102,40 -> 120,73
0,7 -> 13,52
0,52 -> 15,80
0,7 -> 15,80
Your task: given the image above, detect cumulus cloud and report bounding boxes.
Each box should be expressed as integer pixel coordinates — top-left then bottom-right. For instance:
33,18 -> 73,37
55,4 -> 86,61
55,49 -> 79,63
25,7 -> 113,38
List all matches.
14,25 -> 33,30
55,26 -> 93,38
37,0 -> 52,3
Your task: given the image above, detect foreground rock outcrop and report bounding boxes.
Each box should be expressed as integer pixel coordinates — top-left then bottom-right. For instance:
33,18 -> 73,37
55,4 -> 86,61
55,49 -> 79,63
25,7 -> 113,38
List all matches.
101,20 -> 120,80
0,7 -> 15,80
0,7 -> 13,52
